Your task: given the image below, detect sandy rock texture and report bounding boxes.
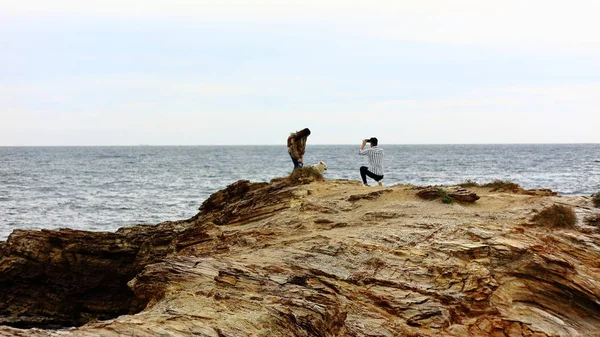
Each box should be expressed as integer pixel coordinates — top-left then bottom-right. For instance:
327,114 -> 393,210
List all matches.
1,178 -> 599,337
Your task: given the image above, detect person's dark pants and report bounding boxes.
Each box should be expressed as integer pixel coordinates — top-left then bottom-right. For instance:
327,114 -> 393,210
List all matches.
290,153 -> 303,169
360,166 -> 383,184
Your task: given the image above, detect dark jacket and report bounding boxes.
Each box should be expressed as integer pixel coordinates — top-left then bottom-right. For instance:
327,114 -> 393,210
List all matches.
287,132 -> 308,159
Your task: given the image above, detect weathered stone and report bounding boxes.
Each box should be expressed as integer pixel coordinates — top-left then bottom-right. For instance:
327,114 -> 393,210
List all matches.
523,189 -> 557,196
449,189 -> 480,202
360,211 -> 401,221
584,213 -> 600,226
492,330 -> 507,337
416,187 -> 444,200
314,218 -> 334,224
416,187 -> 480,203
446,324 -> 469,335
507,321 -> 523,337
0,180 -> 598,336
478,319 -> 493,333
347,189 -> 392,202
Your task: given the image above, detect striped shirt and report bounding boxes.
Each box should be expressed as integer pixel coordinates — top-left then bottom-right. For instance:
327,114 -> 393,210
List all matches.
359,146 -> 384,176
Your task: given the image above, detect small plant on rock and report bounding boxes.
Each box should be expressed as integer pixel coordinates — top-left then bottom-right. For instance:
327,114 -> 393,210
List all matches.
287,167 -> 324,185
459,179 -> 479,188
593,193 -> 600,208
416,187 -> 455,204
483,180 -> 521,192
532,204 -> 576,228
437,188 -> 453,204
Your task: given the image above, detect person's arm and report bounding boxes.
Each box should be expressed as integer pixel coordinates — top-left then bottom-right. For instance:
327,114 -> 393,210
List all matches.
359,139 -> 369,155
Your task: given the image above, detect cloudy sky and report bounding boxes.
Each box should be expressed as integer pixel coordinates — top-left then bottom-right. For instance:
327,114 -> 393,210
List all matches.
1,0 -> 599,145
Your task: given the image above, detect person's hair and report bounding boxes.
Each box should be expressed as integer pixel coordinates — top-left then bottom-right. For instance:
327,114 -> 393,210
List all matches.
295,128 -> 311,140
370,137 -> 378,146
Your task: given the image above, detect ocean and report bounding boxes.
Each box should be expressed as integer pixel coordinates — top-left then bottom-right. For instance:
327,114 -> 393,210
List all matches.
1,144 -> 599,241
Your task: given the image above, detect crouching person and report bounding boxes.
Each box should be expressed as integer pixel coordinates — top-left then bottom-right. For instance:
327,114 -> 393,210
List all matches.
359,137 -> 384,186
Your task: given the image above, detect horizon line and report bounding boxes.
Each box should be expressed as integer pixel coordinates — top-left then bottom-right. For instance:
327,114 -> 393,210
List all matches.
1,142 -> 599,147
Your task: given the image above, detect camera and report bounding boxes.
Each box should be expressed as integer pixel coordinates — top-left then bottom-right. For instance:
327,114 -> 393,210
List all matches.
364,138 -> 371,143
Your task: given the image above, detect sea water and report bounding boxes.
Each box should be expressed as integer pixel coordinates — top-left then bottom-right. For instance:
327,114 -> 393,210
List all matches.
1,144 -> 599,240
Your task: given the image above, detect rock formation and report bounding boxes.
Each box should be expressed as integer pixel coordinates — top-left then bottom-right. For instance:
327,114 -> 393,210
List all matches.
1,178 -> 599,337
416,187 -> 480,203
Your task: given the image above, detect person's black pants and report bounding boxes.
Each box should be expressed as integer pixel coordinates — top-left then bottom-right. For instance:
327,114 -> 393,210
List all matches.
360,166 -> 383,184
290,153 -> 303,169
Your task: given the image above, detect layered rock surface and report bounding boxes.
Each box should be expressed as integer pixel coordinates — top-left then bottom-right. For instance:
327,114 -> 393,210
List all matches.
0,178 -> 599,337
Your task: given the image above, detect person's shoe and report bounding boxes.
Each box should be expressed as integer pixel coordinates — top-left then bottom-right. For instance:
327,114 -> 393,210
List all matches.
363,183 -> 370,187
377,180 -> 383,187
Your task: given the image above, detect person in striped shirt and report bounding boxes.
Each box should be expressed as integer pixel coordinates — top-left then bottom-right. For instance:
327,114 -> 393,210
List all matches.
359,137 -> 384,186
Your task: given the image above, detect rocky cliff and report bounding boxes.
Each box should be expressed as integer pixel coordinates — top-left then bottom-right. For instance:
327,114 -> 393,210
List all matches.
0,177 -> 599,337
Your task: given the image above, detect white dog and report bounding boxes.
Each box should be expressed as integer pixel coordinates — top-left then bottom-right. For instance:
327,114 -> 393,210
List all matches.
310,161 -> 328,175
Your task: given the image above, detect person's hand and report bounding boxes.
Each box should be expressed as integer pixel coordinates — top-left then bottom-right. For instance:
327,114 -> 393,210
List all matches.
362,139 -> 367,146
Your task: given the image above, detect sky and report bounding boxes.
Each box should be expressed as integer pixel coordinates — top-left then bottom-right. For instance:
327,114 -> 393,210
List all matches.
1,0 -> 599,145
